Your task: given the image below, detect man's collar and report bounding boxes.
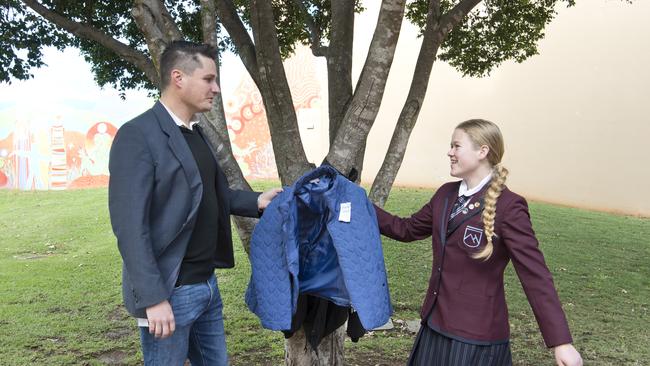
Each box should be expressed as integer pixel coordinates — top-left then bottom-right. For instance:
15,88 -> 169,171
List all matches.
160,101 -> 200,130
459,171 -> 492,197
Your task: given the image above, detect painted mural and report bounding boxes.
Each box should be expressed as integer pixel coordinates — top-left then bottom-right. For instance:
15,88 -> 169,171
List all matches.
0,119 -> 116,190
0,46 -> 323,190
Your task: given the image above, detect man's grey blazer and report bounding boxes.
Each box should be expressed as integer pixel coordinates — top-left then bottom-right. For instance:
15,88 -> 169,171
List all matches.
108,101 -> 259,318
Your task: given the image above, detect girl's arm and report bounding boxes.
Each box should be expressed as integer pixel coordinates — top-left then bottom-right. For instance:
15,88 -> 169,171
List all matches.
373,198 -> 434,242
500,195 -> 578,357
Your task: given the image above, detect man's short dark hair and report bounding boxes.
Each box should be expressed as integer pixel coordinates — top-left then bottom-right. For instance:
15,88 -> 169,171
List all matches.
159,41 -> 217,90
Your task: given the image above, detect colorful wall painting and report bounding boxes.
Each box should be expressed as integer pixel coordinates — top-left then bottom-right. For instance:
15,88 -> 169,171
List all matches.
0,45 -> 324,190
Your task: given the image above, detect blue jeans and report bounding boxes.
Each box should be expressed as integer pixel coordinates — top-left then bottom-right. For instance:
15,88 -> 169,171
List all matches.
139,275 -> 228,365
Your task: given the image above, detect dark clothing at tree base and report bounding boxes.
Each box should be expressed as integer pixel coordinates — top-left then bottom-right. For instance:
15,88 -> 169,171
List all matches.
282,294 -> 365,350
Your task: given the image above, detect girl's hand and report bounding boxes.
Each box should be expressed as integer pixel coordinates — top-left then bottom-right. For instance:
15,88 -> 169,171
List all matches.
554,343 -> 582,366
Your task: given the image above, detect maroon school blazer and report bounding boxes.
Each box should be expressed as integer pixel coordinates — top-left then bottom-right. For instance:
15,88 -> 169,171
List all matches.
375,181 -> 573,347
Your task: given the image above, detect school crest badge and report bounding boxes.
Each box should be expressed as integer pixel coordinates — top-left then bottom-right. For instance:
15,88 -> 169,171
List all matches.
463,225 -> 483,248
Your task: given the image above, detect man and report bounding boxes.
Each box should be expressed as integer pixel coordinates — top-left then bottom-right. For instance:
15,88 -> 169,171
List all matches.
108,40 -> 281,365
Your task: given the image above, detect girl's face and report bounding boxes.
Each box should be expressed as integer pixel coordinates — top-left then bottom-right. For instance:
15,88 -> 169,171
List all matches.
447,129 -> 488,180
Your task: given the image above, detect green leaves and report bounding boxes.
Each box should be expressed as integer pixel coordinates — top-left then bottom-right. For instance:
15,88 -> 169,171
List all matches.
1,0 -> 608,91
407,0 -> 577,77
1,0 -> 71,83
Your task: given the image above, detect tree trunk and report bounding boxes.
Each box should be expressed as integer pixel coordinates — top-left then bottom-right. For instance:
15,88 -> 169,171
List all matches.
326,0 -> 406,175
285,326 -> 345,366
132,0 -> 182,71
369,0 -> 483,206
326,0 -> 354,146
369,4 -> 442,206
250,0 -> 312,185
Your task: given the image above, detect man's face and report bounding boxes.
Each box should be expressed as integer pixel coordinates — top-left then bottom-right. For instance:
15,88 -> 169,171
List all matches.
179,55 -> 220,114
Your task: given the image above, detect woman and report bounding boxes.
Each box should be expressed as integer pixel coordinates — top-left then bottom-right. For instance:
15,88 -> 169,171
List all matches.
375,119 -> 582,366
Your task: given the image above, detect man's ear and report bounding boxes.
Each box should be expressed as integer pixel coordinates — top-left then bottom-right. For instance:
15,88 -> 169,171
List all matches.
171,69 -> 183,87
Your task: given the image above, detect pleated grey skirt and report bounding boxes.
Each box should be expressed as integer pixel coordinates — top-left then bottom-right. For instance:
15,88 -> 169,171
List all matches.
407,325 -> 512,366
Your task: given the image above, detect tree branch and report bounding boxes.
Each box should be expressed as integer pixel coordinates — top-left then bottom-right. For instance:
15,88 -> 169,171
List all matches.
199,0 -> 219,48
292,0 -> 328,57
432,0 -> 441,20
250,0 -> 311,184
132,0 -> 182,72
20,0 -> 159,86
326,0 -> 407,173
369,0 -> 446,205
214,0 -> 261,86
438,0 -> 482,35
369,0 -> 483,206
326,0 -> 354,144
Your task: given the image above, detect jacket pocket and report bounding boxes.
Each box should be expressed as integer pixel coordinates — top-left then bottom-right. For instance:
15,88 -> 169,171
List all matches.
445,289 -> 494,338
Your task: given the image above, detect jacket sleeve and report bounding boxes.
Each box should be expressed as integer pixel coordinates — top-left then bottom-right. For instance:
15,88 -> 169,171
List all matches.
500,195 -> 573,348
374,198 -> 434,242
108,123 -> 168,309
228,189 -> 262,218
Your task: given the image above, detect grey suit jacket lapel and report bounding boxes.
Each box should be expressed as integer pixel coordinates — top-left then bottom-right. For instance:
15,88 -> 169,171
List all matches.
152,102 -> 203,219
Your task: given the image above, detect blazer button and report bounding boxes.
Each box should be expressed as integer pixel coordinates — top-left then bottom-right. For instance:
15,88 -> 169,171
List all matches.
433,291 -> 437,296
437,267 -> 441,272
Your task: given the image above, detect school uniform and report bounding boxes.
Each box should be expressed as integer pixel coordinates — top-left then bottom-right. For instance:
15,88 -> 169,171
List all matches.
375,176 -> 572,366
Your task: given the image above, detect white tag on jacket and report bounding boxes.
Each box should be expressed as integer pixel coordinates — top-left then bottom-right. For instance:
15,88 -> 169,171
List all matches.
339,202 -> 351,222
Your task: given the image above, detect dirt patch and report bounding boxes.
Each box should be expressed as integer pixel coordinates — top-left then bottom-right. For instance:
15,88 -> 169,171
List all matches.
13,253 -> 51,260
95,350 -> 129,365
107,306 -> 130,321
105,328 -> 132,340
345,349 -> 406,366
230,349 -> 278,366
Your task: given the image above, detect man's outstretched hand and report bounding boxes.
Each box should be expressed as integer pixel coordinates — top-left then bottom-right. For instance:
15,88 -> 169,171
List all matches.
257,188 -> 283,210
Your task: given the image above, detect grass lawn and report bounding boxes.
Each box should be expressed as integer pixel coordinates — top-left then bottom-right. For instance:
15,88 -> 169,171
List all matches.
0,183 -> 648,365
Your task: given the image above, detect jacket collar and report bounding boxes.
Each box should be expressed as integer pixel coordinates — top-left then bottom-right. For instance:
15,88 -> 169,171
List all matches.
441,181 -> 491,241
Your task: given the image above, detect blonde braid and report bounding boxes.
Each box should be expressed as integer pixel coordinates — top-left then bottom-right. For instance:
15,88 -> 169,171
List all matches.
473,164 -> 508,261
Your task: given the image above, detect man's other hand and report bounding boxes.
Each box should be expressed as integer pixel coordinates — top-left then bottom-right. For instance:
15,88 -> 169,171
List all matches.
146,300 -> 175,339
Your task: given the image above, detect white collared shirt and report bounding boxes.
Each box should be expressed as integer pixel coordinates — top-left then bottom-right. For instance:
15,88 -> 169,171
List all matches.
160,102 -> 200,130
458,172 -> 492,197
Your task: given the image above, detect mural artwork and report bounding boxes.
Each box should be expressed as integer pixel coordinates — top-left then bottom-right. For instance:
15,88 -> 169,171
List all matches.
0,46 -> 322,190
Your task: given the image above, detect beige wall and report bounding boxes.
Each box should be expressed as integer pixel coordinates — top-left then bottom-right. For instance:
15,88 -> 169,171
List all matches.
350,1 -> 650,216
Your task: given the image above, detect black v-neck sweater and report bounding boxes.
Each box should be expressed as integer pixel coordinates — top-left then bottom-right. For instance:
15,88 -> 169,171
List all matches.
176,125 -> 220,286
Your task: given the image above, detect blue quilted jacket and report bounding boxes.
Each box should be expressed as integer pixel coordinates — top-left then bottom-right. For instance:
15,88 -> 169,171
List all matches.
245,166 -> 392,331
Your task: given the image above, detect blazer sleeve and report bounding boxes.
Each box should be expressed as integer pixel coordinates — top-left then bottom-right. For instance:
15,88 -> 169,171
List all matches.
374,198 -> 434,242
108,123 -> 168,309
228,188 -> 262,218
500,195 -> 573,348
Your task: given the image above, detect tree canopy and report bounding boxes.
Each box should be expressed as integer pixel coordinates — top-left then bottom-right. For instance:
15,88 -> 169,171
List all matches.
4,1 -> 574,89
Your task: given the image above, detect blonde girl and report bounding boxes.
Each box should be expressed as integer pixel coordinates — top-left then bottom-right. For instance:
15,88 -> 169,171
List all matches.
375,119 -> 582,366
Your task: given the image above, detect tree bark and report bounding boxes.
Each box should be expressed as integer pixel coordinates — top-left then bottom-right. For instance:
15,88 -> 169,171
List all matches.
326,0 -> 354,146
250,0 -> 312,185
369,0 -> 483,207
214,0 -> 261,86
285,326 -> 345,366
199,0 -> 219,47
131,0 -> 183,72
292,0 -> 328,57
326,0 -> 406,175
